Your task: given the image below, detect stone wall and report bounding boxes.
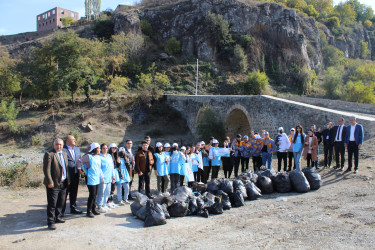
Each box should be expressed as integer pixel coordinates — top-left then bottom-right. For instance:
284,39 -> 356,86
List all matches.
166,95 -> 375,140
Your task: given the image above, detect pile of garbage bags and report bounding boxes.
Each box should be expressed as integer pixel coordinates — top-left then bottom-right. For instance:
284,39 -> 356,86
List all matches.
131,167 -> 322,227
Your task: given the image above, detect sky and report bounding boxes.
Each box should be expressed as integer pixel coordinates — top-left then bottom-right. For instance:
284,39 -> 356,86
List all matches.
0,0 -> 137,35
0,0 -> 375,36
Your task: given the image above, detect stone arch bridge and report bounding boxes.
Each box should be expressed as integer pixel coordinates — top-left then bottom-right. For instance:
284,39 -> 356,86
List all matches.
166,95 -> 375,140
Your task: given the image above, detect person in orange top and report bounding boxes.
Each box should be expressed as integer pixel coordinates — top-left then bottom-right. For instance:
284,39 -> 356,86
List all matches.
251,134 -> 263,172
261,132 -> 276,169
240,136 -> 252,172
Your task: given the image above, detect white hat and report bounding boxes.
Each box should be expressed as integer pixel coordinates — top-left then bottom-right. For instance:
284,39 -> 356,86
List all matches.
212,139 -> 219,144
200,141 -> 205,145
290,128 -> 295,131
243,135 -> 248,138
109,143 -> 117,149
255,135 -> 262,139
164,143 -> 171,148
180,146 -> 186,150
172,143 -> 178,147
118,147 -> 125,153
156,142 -> 163,147
278,127 -> 284,131
89,142 -> 100,152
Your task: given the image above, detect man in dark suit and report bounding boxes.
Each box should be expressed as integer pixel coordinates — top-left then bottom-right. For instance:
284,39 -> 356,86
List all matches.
43,138 -> 69,230
345,117 -> 364,173
62,135 -> 82,215
333,117 -> 346,170
321,122 -> 335,168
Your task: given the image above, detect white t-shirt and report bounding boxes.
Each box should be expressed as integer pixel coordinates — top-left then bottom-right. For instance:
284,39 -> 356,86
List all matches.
308,137 -> 312,154
350,124 -> 356,141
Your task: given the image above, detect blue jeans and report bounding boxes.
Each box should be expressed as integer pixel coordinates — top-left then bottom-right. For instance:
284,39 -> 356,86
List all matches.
97,182 -> 111,206
293,152 -> 302,171
262,152 -> 273,169
116,182 -> 129,201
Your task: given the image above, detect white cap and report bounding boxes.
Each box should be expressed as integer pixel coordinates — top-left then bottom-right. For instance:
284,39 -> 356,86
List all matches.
156,142 -> 163,147
89,142 -> 100,152
172,143 -> 178,147
255,135 -> 262,139
181,146 -> 186,150
109,143 -> 117,149
118,147 -> 125,152
290,128 -> 295,131
243,135 -> 248,138
200,141 -> 205,145
212,139 -> 219,144
164,143 -> 170,148
278,127 -> 284,131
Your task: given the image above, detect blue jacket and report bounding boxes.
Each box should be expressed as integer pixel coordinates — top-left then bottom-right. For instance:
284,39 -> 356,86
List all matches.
62,145 -> 80,173
345,124 -> 364,145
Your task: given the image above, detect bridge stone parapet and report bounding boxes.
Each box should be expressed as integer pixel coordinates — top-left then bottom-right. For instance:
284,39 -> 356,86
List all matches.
166,95 -> 375,140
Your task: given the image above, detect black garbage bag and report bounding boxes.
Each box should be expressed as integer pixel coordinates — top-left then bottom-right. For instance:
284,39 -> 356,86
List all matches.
161,204 -> 170,219
192,182 -> 207,193
245,182 -> 262,200
187,197 -> 198,216
207,180 -> 220,193
202,192 -> 216,207
153,195 -> 174,207
289,170 -> 310,193
144,200 -> 167,227
302,167 -> 322,190
273,173 -> 292,193
233,179 -> 248,199
257,169 -> 277,180
229,190 -> 245,207
215,190 -> 231,210
257,176 -> 273,194
136,206 -> 146,220
220,179 -> 234,194
196,196 -> 209,218
197,208 -> 209,218
131,201 -> 142,216
171,186 -> 193,202
207,196 -> 223,214
167,201 -> 188,217
134,192 -> 149,206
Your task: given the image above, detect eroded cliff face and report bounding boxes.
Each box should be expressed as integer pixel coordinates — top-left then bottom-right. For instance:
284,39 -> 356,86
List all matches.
115,0 -> 323,74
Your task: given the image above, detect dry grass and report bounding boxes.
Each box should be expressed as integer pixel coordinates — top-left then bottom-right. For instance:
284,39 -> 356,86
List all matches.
0,162 -> 43,188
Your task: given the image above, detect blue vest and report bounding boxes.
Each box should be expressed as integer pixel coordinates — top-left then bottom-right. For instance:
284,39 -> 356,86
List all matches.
211,147 -> 222,166
100,154 -> 114,184
169,151 -> 180,174
179,153 -> 187,176
117,158 -> 130,183
84,155 -> 102,186
164,151 -> 171,174
154,152 -> 168,176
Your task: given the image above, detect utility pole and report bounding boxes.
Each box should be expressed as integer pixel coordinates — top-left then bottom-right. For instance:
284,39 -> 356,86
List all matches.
195,59 -> 198,96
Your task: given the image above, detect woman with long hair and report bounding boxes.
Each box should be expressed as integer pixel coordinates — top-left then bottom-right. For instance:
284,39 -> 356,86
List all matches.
179,146 -> 187,186
108,143 -> 120,208
304,129 -> 318,169
222,136 -> 233,178
293,125 -> 305,171
116,148 -> 131,204
97,144 -> 115,213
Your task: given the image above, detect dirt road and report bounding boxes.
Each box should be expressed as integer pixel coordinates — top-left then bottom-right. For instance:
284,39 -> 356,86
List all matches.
1,158 -> 374,249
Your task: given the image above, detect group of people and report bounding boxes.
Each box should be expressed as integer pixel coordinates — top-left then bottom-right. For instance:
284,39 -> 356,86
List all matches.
43,116 -> 364,230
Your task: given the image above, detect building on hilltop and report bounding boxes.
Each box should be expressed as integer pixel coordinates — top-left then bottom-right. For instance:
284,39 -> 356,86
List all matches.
37,7 -> 79,32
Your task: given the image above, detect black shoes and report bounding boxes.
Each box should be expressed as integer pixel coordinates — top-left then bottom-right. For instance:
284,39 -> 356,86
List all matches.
55,218 -> 65,223
92,209 -> 100,215
71,208 -> 83,214
48,224 -> 56,230
345,169 -> 352,173
128,195 -> 134,200
86,212 -> 95,218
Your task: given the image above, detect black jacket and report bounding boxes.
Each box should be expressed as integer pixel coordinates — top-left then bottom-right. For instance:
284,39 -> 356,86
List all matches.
321,128 -> 334,146
332,125 -> 347,143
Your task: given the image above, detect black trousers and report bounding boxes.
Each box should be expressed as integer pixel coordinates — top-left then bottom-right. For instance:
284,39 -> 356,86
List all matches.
222,156 -> 233,179
277,152 -> 288,172
197,168 -> 203,182
211,165 -> 220,179
87,184 -> 99,213
108,183 -> 115,202
253,156 -> 262,172
323,144 -> 333,167
241,157 -> 250,172
62,168 -> 79,214
306,153 -> 313,168
334,141 -> 345,168
46,180 -> 67,225
347,141 -> 359,171
202,165 -> 211,183
138,171 -> 151,195
233,156 -> 241,177
180,175 -> 185,186
288,152 -> 295,171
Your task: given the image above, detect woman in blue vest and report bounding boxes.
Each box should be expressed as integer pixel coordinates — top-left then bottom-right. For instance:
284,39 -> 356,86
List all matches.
209,139 -> 222,179
78,142 -> 104,218
201,141 -> 210,183
194,142 -> 203,182
115,148 -> 131,204
293,125 -> 305,171
97,144 -> 115,213
154,142 -> 170,194
169,143 -> 180,191
179,146 -> 187,186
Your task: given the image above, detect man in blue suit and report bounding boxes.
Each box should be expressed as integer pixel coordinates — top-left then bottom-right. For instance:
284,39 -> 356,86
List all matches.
344,117 -> 364,173
62,135 -> 83,214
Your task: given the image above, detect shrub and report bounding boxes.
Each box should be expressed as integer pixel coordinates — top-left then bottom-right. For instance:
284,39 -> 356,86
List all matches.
322,66 -> 344,98
93,19 -> 114,40
240,70 -> 269,95
165,37 -> 181,56
61,17 -> 74,27
31,134 -> 44,146
325,16 -> 340,28
361,41 -> 370,59
322,45 -> 345,67
206,12 -> 233,50
363,20 -> 373,29
238,35 -> 253,49
231,44 -> 248,73
0,163 -> 43,188
344,80 -> 375,104
0,100 -> 19,133
140,20 -> 152,37
304,4 -> 319,19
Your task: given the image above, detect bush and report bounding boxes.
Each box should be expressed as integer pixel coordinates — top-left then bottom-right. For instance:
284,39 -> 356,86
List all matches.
344,80 -> 375,104
61,17 -> 74,27
93,19 -> 115,40
325,16 -> 340,29
364,20 -> 373,29
0,100 -> 19,133
238,35 -> 253,49
206,12 -> 233,50
31,134 -> 44,146
361,41 -> 370,59
231,44 -> 248,73
140,20 -> 152,37
304,4 -> 319,19
196,105 -> 225,143
0,163 -> 43,188
165,37 -> 181,56
240,70 -> 269,95
322,66 -> 344,98
322,45 -> 345,67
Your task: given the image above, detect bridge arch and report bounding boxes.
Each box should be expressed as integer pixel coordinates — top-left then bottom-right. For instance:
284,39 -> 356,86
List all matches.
225,104 -> 251,139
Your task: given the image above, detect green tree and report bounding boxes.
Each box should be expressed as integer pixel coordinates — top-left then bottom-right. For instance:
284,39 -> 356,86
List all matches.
0,100 -> 19,133
350,62 -> 375,83
240,70 -> 269,95
286,0 -> 307,12
322,45 -> 345,67
0,49 -> 20,98
305,0 -> 333,18
322,66 -> 344,98
196,105 -> 226,143
140,20 -> 152,37
344,80 -> 375,104
360,41 -> 370,59
346,0 -> 374,22
325,16 -> 340,28
106,76 -> 128,110
206,12 -> 233,51
165,37 -> 181,56
304,4 -> 320,19
231,44 -> 248,73
363,20 -> 373,28
334,2 -> 357,26
61,17 -> 74,27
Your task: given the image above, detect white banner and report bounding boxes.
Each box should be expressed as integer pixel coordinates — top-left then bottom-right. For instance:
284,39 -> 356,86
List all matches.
214,148 -> 230,157
185,163 -> 195,182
